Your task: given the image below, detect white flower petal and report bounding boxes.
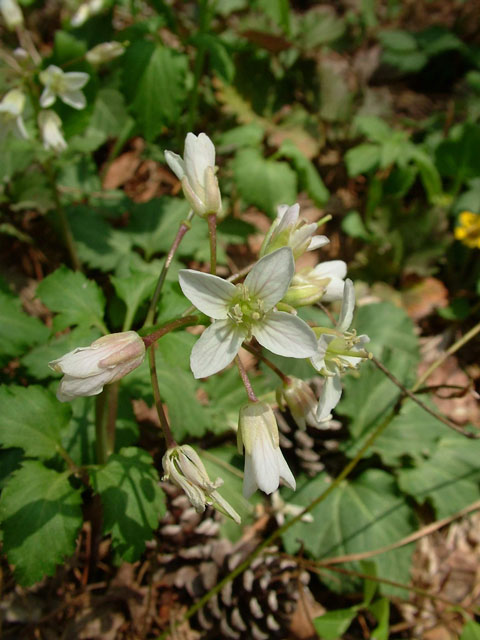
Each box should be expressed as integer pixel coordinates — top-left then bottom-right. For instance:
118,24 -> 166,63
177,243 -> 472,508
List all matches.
322,278 -> 345,302
178,270 -> 235,318
190,319 -> 246,378
50,347 -> 103,377
276,203 -> 299,231
164,150 -> 185,180
184,132 -> 215,191
308,235 -> 330,250
60,89 -> 86,110
253,310 -> 317,358
242,453 -> 258,498
316,374 -> 342,421
337,278 -> 355,332
312,260 -> 347,280
14,116 -> 28,140
39,87 -> 55,108
276,449 -> 296,491
56,370 -> 113,402
251,431 -> 281,495
244,247 -> 294,309
64,71 -> 89,90
310,334 -> 335,371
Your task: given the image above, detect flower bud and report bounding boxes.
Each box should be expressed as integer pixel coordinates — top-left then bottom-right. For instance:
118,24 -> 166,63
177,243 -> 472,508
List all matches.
238,401 -> 295,498
162,445 -> 240,523
0,0 -> 23,30
283,260 -> 347,308
49,331 -> 145,402
165,132 -> 222,218
86,42 -> 126,65
276,377 -> 321,430
71,0 -> 104,27
38,110 -> 67,153
0,89 -> 28,141
260,203 -> 329,260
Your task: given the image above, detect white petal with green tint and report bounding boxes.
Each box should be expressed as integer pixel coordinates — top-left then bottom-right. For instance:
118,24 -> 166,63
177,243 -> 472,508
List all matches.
316,373 -> 342,421
252,310 -> 317,358
190,319 -> 246,378
337,278 -> 355,332
164,150 -> 185,180
244,247 -> 294,309
179,270 -> 236,319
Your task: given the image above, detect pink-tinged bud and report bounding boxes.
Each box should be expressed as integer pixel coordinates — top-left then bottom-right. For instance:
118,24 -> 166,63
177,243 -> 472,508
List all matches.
86,42 -> 125,65
49,331 -> 145,402
276,377 -> 322,430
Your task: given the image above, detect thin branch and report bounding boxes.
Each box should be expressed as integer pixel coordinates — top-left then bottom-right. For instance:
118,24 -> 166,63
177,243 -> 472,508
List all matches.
242,343 -> 291,384
142,315 -> 199,349
149,346 -> 176,449
207,213 -> 217,275
371,355 -> 480,439
235,355 -> 258,403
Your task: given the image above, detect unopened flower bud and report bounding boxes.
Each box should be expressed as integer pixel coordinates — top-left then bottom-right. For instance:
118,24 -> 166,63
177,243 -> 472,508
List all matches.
71,0 -> 104,27
0,89 -> 28,141
86,42 -> 126,65
276,377 -> 322,430
238,401 -> 295,498
165,132 -> 222,218
162,445 -> 240,523
283,260 -> 347,308
0,0 -> 23,30
260,203 -> 329,260
38,110 -> 67,153
49,331 -> 145,402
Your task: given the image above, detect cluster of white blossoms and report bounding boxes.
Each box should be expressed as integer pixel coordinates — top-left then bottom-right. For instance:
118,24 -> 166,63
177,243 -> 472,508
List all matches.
48,131 -> 370,522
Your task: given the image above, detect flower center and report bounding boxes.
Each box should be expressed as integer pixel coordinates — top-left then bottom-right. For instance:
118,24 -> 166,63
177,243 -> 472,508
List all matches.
227,284 -> 266,334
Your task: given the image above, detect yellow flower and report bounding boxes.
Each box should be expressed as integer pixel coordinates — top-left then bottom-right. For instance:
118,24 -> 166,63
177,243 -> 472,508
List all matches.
455,211 -> 480,249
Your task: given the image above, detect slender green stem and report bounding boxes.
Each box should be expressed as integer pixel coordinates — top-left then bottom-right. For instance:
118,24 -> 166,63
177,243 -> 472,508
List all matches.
45,162 -> 82,271
148,346 -> 176,449
412,320 -> 480,392
235,355 -> 258,402
316,214 -> 333,227
144,212 -> 194,328
105,382 -> 120,457
142,315 -> 199,348
207,213 -> 217,275
95,392 -> 108,465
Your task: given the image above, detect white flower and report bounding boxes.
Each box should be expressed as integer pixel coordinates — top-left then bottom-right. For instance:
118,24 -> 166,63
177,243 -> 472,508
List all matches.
260,203 -> 329,260
0,89 -> 28,141
165,132 -> 222,218
283,259 -> 347,307
162,445 -> 240,523
311,279 -> 370,421
49,331 -> 145,402
39,65 -> 89,110
0,0 -> 23,30
38,110 -> 67,152
71,0 -> 104,27
86,42 -> 125,65
238,402 -> 295,498
270,491 -> 313,526
276,377 -> 322,430
178,247 -> 318,379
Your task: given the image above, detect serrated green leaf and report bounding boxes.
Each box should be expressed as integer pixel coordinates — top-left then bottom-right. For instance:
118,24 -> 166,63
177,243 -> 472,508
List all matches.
0,135 -> 35,182
90,447 -> 165,562
278,140 -> 329,205
0,461 -> 82,585
36,266 -> 106,332
0,386 -> 71,459
87,88 -> 131,140
233,148 -> 297,216
0,448 -> 22,490
282,470 -> 417,596
398,435 -> 480,518
0,292 -> 49,363
22,326 -> 101,380
111,271 -> 157,330
123,41 -> 188,139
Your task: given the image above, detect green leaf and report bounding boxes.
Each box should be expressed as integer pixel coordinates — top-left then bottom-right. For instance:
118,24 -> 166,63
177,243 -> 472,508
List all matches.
345,144 -> 380,176
233,148 -> 298,216
282,470 -> 417,595
341,210 -> 372,241
22,326 -> 101,380
278,140 -> 329,205
111,270 -> 157,329
318,62 -> 353,123
313,608 -> 357,640
410,148 -> 443,203
0,448 -> 22,490
436,123 -> 480,182
0,386 -> 71,459
216,123 -> 265,149
0,292 -> 49,363
194,33 -> 235,84
0,461 -> 83,586
398,435 -> 480,518
354,115 -> 393,144
368,597 -> 390,640
36,266 -> 106,332
87,88 -> 131,140
0,136 -> 35,183
297,6 -> 346,48
90,447 -> 165,563
123,41 -> 188,139
461,621 -> 480,640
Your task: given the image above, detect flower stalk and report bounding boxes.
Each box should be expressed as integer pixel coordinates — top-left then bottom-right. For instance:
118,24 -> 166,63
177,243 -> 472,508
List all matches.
207,213 -> 217,275
235,355 -> 258,403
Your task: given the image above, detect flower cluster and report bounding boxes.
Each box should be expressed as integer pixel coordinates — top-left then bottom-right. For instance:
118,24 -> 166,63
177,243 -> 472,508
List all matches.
48,131 -> 370,523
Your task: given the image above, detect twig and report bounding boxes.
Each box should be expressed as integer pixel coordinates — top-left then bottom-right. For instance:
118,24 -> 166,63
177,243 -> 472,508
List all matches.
412,320 -> 480,392
371,355 -> 479,439
242,343 -> 290,383
207,213 -> 217,275
148,346 -> 176,449
142,315 -> 199,349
